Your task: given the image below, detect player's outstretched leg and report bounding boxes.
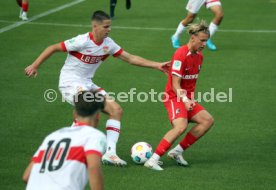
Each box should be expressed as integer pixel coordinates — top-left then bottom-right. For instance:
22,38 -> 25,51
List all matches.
101,98 -> 127,166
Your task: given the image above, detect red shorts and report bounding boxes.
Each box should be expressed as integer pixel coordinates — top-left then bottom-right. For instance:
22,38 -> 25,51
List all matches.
164,97 -> 205,122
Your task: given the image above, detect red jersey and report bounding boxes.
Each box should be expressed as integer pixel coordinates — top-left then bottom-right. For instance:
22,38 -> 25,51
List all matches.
165,45 -> 203,99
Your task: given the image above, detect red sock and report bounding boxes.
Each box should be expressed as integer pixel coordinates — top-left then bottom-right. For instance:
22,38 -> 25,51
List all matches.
180,132 -> 198,150
22,3 -> 29,12
154,138 -> 171,157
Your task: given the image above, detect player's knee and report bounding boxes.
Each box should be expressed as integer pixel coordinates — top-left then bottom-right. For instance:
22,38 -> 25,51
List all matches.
204,116 -> 214,128
175,126 -> 187,136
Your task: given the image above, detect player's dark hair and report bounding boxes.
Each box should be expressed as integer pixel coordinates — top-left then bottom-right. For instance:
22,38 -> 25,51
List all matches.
74,91 -> 105,117
91,10 -> 110,22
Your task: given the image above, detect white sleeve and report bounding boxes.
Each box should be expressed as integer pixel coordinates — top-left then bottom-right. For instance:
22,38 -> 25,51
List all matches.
84,132 -> 106,156
63,34 -> 87,52
107,38 -> 122,56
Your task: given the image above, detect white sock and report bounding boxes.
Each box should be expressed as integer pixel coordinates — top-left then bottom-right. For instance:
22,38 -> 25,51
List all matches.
151,153 -> 160,161
173,144 -> 184,153
208,22 -> 218,38
106,119 -> 121,154
173,22 -> 186,39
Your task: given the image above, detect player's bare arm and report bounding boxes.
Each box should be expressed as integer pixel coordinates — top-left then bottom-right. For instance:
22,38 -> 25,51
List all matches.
87,154 -> 104,190
22,161 -> 34,183
24,43 -> 64,78
117,51 -> 170,73
172,75 -> 195,110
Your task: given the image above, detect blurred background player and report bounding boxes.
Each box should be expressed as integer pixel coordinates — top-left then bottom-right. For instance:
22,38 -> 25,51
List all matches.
145,20 -> 214,171
25,10 -> 169,167
23,91 -> 106,190
171,0 -> 224,51
16,0 -> 29,21
110,0 -> 131,18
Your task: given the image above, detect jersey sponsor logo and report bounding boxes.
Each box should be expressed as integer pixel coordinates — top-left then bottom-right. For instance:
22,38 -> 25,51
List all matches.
172,60 -> 182,71
182,74 -> 198,79
80,55 -> 103,64
70,51 -> 109,64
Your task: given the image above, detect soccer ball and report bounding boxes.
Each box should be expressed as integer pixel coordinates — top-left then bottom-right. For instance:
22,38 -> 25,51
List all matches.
131,142 -> 152,164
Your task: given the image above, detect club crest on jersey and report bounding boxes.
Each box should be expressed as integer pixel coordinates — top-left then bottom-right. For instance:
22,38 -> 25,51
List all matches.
103,46 -> 109,54
172,60 -> 182,71
185,68 -> 189,75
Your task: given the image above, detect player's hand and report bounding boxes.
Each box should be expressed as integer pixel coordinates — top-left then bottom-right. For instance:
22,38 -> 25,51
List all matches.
25,65 -> 38,78
159,61 -> 170,74
183,99 -> 196,111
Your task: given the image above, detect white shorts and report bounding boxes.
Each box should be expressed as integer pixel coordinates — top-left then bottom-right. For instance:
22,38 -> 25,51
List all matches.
59,81 -> 107,105
205,0 -> 221,9
186,0 -> 205,14
186,0 -> 221,14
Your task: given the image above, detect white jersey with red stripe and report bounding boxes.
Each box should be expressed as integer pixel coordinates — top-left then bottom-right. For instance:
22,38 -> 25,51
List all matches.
59,32 -> 123,85
26,124 -> 106,190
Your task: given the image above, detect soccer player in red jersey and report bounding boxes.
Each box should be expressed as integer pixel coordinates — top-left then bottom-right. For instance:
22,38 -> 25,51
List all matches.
145,20 -> 214,171
17,0 -> 29,21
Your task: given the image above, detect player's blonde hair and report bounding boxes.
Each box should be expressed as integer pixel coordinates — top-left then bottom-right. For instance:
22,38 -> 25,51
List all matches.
187,20 -> 210,37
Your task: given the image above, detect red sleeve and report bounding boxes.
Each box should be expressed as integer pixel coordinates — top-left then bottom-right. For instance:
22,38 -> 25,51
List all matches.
171,48 -> 186,77
60,42 -> 67,52
113,49 -> 123,57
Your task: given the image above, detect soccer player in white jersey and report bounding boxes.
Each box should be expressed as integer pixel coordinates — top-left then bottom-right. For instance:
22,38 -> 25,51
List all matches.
171,0 -> 224,51
23,91 -> 106,190
25,10 -> 169,166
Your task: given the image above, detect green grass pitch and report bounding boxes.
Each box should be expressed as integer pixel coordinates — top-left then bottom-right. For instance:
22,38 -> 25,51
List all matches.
0,0 -> 275,189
